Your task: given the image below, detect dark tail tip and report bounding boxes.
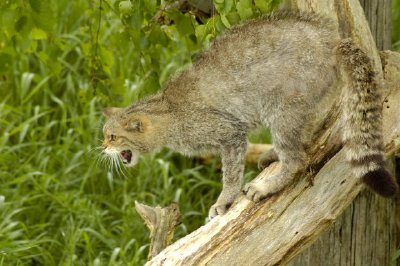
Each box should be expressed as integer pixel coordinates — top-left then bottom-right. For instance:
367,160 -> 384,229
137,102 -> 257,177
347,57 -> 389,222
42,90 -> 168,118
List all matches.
362,168 -> 398,197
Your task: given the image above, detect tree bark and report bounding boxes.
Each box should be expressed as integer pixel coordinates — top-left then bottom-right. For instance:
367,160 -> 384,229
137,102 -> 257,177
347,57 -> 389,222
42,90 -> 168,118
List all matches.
359,0 -> 392,50
145,0 -> 400,265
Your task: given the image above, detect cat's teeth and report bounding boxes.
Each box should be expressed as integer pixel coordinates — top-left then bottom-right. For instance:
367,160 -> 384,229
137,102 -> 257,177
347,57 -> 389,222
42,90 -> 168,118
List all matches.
120,150 -> 132,164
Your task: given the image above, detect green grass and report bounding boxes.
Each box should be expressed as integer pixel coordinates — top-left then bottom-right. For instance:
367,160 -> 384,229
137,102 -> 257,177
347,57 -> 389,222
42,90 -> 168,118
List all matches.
0,2 -> 214,264
0,1 -> 266,263
1,0 -> 400,265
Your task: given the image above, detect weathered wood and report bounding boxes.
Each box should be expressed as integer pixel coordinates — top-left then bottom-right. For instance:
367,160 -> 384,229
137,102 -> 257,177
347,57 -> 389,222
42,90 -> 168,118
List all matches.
134,201 -> 182,259
288,190 -> 398,266
144,0 -> 400,264
359,0 -> 392,50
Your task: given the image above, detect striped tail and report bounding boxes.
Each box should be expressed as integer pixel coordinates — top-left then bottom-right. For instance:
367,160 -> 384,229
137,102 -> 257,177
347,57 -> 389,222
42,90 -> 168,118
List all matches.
337,38 -> 397,197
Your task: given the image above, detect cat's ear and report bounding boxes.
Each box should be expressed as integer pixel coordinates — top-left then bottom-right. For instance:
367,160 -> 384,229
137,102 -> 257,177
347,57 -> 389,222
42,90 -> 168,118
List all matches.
103,107 -> 122,117
126,119 -> 144,133
125,116 -> 151,133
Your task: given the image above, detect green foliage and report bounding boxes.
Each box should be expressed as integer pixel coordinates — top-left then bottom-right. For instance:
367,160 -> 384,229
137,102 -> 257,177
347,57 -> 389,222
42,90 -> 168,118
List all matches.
214,0 -> 281,28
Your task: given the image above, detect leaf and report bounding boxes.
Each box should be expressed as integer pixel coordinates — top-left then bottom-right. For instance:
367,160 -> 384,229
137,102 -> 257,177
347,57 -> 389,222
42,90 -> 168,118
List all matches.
40,48 -> 62,75
81,42 -> 91,57
47,60 -> 62,76
14,14 -> 34,44
214,2 -> 224,14
28,40 -> 38,52
195,24 -> 207,41
226,12 -> 241,25
2,9 -> 18,35
214,0 -> 233,15
237,0 -> 252,10
237,0 -> 254,20
255,0 -> 270,13
223,0 -> 234,14
13,32 -> 33,52
100,47 -> 114,74
215,15 -> 227,33
14,16 -> 28,32
31,27 -> 47,40
20,72 -> 35,100
237,7 -> 253,20
139,72 -> 160,98
148,25 -> 168,46
28,0 -> 41,13
169,11 -> 194,36
29,0 -> 55,32
0,53 -> 12,73
220,15 -> 231,28
119,1 -> 133,16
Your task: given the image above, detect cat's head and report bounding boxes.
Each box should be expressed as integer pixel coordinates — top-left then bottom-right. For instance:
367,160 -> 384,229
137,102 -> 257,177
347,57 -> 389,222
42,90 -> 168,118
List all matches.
101,107 -> 153,167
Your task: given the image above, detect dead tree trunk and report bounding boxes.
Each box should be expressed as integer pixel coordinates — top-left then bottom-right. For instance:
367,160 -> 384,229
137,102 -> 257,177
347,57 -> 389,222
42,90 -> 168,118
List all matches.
288,0 -> 398,265
360,0 -> 392,50
145,0 -> 400,265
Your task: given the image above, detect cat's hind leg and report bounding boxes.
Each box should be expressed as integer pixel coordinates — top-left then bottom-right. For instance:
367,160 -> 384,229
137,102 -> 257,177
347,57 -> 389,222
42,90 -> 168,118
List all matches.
244,121 -> 307,202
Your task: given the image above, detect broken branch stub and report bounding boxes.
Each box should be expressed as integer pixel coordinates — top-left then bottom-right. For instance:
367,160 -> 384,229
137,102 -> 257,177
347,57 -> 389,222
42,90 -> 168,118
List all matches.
134,201 -> 182,259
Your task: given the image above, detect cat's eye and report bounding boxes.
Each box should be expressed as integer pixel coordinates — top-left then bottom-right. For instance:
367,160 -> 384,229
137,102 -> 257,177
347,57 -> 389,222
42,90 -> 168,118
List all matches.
110,134 -> 117,141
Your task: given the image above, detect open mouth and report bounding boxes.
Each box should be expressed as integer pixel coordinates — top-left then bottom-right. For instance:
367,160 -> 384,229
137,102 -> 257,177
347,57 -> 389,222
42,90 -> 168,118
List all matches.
120,150 -> 133,164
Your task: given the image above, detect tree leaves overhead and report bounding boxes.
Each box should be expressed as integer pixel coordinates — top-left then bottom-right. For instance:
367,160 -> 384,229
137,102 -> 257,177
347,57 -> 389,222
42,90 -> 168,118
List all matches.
29,0 -> 55,32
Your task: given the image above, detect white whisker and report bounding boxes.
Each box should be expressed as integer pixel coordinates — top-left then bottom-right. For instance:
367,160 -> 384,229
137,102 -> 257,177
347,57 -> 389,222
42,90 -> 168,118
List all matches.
95,148 -> 128,178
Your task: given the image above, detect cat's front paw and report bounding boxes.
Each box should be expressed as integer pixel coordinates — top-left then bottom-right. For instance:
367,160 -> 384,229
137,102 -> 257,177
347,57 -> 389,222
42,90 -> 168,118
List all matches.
208,200 -> 233,220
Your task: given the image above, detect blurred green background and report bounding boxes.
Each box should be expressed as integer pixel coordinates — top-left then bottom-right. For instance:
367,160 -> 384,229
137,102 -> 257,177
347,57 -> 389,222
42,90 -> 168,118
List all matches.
0,0 -> 399,265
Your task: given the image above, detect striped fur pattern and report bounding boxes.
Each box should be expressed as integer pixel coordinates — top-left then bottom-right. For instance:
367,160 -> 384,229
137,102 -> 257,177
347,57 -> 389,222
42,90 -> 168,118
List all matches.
338,39 -> 398,197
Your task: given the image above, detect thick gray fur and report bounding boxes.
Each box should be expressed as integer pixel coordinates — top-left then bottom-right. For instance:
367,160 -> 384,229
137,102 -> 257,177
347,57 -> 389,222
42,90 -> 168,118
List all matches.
102,12 -> 397,219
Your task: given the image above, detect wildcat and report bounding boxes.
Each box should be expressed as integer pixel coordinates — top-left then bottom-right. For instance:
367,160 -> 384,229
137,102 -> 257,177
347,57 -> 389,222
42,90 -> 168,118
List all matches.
101,12 -> 398,219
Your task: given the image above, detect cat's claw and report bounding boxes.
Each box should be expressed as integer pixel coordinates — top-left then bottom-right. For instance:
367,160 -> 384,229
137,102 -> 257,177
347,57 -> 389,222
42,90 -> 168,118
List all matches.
243,183 -> 267,202
208,201 -> 232,220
